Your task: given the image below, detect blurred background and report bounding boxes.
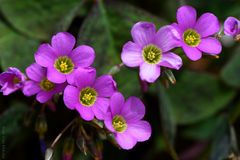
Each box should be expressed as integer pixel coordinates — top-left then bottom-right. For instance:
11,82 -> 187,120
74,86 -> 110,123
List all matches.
0,0 -> 240,159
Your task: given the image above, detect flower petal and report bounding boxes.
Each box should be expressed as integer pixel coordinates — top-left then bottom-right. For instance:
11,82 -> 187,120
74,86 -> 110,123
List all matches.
76,105 -> 94,121
131,22 -> 156,46
121,96 -> 145,123
93,75 -> 117,97
73,67 -> 96,89
92,97 -> 109,120
115,133 -> 137,150
197,37 -> 222,55
26,63 -> 45,82
35,44 -> 57,67
195,13 -> 220,37
51,32 -> 76,56
1,83 -> 18,96
36,91 -> 53,103
139,63 -> 160,83
159,52 -> 183,70
182,45 -> 202,61
154,25 -> 180,52
177,5 -> 197,30
69,45 -> 95,68
23,81 -> 41,96
104,112 -> 114,132
121,41 -> 143,67
224,17 -> 240,36
110,92 -> 125,115
47,67 -> 66,84
63,85 -> 80,110
128,120 -> 151,142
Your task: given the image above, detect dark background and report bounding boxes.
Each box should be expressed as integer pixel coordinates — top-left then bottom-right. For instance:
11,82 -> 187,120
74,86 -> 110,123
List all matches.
0,0 -> 240,159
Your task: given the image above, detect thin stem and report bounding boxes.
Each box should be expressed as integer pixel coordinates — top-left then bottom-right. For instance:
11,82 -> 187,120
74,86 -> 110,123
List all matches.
50,117 -> 78,148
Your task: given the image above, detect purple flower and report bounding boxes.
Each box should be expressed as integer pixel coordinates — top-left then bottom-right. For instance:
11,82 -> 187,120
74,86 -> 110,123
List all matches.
121,22 -> 182,83
23,63 -> 66,103
63,67 -> 117,121
104,92 -> 151,150
35,32 -> 95,84
0,67 -> 25,95
171,5 -> 222,61
224,17 -> 240,36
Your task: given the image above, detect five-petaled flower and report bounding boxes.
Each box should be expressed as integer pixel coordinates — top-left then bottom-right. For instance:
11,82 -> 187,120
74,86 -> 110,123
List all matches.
104,92 -> 151,150
63,67 -> 117,121
35,32 -> 95,84
0,67 -> 25,95
224,17 -> 240,37
121,22 -> 182,83
171,5 -> 222,61
23,63 -> 66,103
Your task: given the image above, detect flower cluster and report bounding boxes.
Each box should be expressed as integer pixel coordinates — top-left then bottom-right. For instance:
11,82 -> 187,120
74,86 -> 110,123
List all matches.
121,5 -> 223,83
0,5 -> 238,151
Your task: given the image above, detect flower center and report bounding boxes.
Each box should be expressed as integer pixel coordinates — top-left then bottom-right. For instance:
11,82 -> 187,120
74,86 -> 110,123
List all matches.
142,45 -> 162,64
40,79 -> 55,91
79,87 -> 97,107
54,56 -> 74,74
13,77 -> 20,84
183,29 -> 201,47
112,115 -> 127,133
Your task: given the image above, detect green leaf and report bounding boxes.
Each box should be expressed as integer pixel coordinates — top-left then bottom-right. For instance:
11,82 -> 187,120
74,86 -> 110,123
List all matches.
157,82 -> 176,144
113,67 -> 141,97
0,0 -> 83,40
210,117 -> 231,160
181,116 -> 226,140
221,46 -> 240,88
167,71 -> 236,124
0,21 -> 39,70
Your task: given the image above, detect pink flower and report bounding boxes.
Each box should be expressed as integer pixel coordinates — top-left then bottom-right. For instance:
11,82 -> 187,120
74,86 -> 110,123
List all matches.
23,63 -> 66,103
224,16 -> 240,36
35,32 -> 95,84
104,92 -> 151,150
171,5 -> 222,61
63,67 -> 117,121
121,22 -> 182,83
0,67 -> 25,95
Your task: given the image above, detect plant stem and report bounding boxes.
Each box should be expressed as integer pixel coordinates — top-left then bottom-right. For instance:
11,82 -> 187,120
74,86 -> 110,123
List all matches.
50,117 -> 78,148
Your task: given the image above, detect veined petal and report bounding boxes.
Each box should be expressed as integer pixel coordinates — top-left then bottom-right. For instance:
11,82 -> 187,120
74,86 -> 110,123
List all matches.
104,112 -> 115,132
76,105 -> 94,121
121,96 -> 145,123
26,63 -> 46,82
115,132 -> 137,150
195,13 -> 220,37
36,91 -> 53,103
93,75 -> 117,97
182,45 -> 202,61
159,52 -> 183,70
51,32 -> 76,56
23,81 -> 41,96
197,37 -> 222,55
35,43 -> 57,67
92,97 -> 109,120
128,120 -> 151,142
139,63 -> 160,83
69,45 -> 95,68
131,22 -> 156,46
177,5 -> 197,30
63,85 -> 80,110
121,41 -> 143,67
154,25 -> 180,52
73,67 -> 96,89
47,67 -> 66,84
110,92 -> 125,115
